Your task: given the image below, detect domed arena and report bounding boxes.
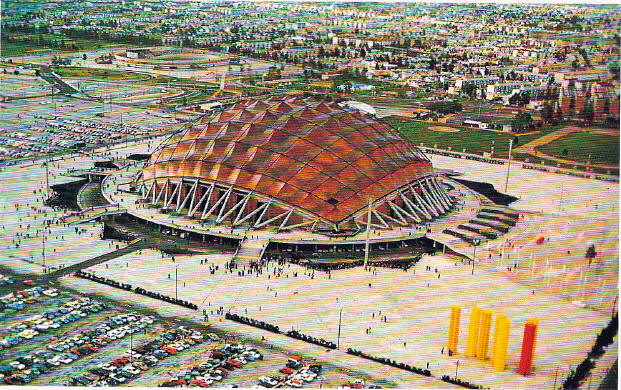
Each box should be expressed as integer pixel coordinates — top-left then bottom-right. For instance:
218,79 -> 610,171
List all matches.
139,96 -> 454,233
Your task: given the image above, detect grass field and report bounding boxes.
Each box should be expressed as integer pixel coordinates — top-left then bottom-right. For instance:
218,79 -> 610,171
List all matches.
52,67 -> 148,81
536,132 -> 620,166
381,116 -> 549,158
0,37 -> 110,57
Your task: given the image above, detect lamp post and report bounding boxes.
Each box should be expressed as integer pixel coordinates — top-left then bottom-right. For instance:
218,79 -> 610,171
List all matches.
337,308 -> 343,349
456,360 -> 459,379
505,139 -> 513,193
129,327 -> 133,364
472,239 -> 481,273
175,266 -> 178,300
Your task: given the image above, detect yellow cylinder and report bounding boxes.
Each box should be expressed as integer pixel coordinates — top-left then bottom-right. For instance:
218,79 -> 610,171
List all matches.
448,306 -> 461,354
493,315 -> 510,372
491,316 -> 501,366
465,307 -> 481,357
476,310 -> 492,360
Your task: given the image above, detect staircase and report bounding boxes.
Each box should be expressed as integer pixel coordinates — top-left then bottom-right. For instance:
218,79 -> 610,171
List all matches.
231,238 -> 270,265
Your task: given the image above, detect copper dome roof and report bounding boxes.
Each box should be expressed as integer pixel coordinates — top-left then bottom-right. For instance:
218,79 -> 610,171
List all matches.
142,96 -> 434,223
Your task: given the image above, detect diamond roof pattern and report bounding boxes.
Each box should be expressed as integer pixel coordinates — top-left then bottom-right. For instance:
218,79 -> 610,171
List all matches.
143,96 -> 434,223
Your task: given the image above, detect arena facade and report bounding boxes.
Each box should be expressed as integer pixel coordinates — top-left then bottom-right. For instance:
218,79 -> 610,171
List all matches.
138,96 -> 455,236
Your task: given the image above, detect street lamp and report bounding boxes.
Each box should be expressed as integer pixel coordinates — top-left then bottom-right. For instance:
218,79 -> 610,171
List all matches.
472,239 -> 481,274
129,327 -> 133,364
337,308 -> 343,349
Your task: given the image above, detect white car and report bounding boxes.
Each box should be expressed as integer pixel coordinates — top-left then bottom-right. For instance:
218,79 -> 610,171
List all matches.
122,365 -> 140,375
109,374 -> 126,383
302,372 -> 317,381
258,376 -> 278,387
46,359 -> 61,367
43,289 -> 59,297
9,362 -> 25,370
285,379 -> 303,388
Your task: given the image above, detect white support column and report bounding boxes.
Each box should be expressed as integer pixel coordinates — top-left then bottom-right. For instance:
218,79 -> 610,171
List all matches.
433,177 -> 453,206
425,177 -> 449,211
232,193 -> 252,225
182,179 -> 200,213
371,210 -> 389,229
253,202 -> 272,227
310,219 -> 319,232
281,218 -> 318,231
175,179 -> 184,210
202,186 -> 231,220
155,179 -> 169,205
255,209 -> 289,229
399,191 -> 428,221
423,178 -> 447,213
216,186 -> 233,222
164,181 -> 181,209
418,181 -> 443,215
410,183 -> 438,218
189,182 -> 213,217
234,200 -> 271,226
276,210 -> 294,231
375,208 -> 406,226
217,191 -> 252,224
430,177 -> 451,209
150,180 -> 157,204
387,201 -> 408,224
389,200 -> 420,223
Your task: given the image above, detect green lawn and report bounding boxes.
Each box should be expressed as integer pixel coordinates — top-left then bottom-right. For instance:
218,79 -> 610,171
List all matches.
536,132 -> 619,166
52,67 -> 148,81
0,37 -> 111,57
380,116 -> 547,158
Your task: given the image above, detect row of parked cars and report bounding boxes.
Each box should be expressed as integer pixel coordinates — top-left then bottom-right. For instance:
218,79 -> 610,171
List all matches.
1,312 -> 154,385
159,340 -> 263,388
258,356 -> 322,388
0,286 -> 59,312
0,274 -> 16,286
69,326 -> 205,387
2,297 -> 107,350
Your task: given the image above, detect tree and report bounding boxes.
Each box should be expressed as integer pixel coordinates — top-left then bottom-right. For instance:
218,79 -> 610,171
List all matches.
462,83 -> 476,98
582,103 -> 594,124
572,59 -> 579,70
555,106 -> 564,123
609,63 -> 619,80
541,102 -> 555,123
425,100 -> 462,115
585,245 -> 597,266
511,111 -> 533,132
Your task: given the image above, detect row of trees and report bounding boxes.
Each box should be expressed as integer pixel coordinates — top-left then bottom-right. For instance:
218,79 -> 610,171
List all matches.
562,315 -> 617,389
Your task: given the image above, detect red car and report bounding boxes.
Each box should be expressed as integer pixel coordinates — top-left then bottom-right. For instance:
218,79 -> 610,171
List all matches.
225,359 -> 242,368
23,280 -> 36,286
279,367 -> 293,374
4,376 -> 24,385
112,358 -> 129,366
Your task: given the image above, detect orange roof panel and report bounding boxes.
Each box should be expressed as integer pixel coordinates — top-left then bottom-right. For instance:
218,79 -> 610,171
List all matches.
145,97 -> 434,223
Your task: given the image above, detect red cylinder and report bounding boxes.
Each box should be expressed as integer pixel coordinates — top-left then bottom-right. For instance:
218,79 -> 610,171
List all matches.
518,323 -> 537,375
